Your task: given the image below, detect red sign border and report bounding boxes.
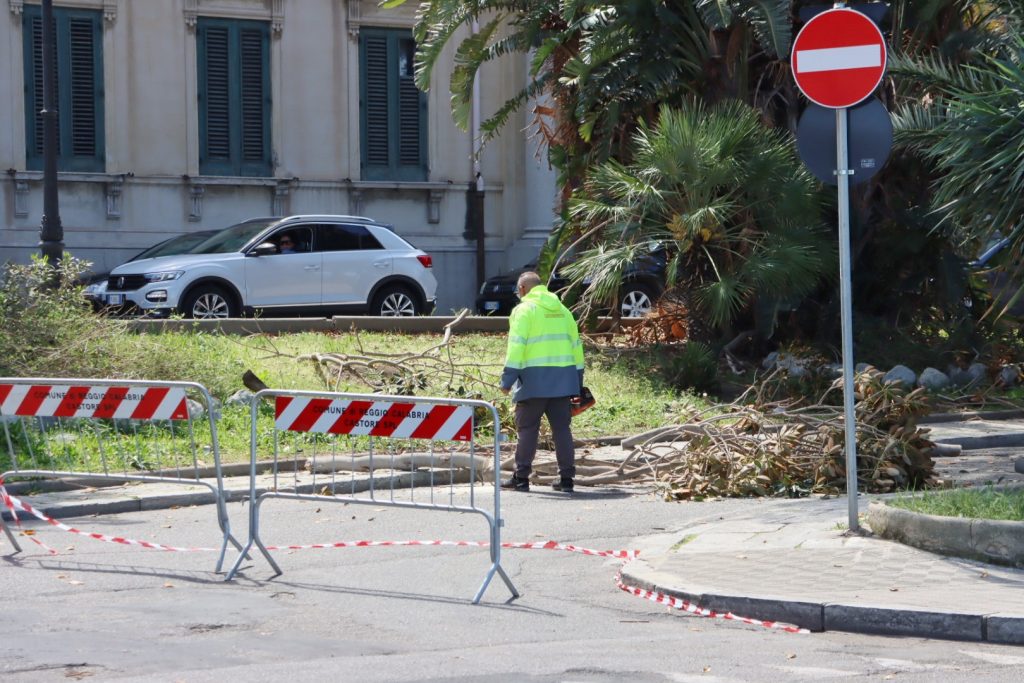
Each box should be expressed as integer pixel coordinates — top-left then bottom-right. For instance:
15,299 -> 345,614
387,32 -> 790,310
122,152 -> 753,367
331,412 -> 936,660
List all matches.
790,8 -> 887,110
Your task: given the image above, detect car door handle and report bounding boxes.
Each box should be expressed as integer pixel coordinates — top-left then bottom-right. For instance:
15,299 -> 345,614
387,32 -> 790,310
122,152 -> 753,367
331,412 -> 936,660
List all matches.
373,260 -> 389,269
304,265 -> 320,271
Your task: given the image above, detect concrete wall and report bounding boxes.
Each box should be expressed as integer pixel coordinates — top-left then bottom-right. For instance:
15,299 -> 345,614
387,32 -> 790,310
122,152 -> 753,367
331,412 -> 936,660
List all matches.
0,0 -> 557,310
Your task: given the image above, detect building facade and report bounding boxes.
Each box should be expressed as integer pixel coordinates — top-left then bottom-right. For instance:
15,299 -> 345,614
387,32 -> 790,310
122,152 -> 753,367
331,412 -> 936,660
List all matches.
0,0 -> 557,311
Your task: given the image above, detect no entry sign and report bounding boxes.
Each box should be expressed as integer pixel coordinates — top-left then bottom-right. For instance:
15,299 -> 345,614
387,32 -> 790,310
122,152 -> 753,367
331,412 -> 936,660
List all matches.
791,8 -> 887,109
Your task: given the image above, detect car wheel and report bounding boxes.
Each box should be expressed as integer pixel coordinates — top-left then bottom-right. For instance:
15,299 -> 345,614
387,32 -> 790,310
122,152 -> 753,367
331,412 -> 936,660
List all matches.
372,285 -> 418,316
619,283 -> 657,318
181,285 -> 237,319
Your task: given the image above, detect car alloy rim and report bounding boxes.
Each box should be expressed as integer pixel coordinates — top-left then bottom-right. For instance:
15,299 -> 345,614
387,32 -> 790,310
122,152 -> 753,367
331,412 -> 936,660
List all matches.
380,292 -> 415,316
621,291 -> 652,317
194,293 -> 230,319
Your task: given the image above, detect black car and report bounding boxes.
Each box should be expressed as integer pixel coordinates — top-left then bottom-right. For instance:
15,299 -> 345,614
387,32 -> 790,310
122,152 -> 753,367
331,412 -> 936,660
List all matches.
970,236 -> 1023,317
476,249 -> 667,317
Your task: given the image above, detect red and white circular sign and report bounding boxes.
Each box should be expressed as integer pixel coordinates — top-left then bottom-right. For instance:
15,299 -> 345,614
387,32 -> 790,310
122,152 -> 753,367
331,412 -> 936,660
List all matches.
791,8 -> 887,109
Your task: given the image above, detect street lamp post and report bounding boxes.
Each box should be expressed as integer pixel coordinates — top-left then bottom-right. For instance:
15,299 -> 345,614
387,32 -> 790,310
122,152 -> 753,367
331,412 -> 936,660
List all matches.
39,0 -> 64,266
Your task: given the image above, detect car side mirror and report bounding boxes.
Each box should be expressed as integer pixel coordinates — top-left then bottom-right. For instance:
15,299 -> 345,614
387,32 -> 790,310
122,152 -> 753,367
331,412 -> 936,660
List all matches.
249,242 -> 278,257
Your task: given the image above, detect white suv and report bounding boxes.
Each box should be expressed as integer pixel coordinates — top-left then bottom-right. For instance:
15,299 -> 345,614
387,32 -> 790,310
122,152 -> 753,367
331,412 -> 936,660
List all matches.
104,215 -> 438,318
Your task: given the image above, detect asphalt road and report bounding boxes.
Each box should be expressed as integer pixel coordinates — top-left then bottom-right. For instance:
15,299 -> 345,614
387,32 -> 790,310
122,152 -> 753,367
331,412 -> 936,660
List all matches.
4,485 -> 1024,682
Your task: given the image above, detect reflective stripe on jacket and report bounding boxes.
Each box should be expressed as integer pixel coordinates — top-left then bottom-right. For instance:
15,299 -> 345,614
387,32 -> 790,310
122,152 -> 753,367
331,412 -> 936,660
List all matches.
500,285 -> 584,401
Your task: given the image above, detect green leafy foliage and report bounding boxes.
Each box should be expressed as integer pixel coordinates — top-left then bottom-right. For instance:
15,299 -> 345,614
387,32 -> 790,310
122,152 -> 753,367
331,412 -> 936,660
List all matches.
891,6 -> 1024,320
655,342 -> 718,394
0,256 -> 119,377
563,101 -> 832,339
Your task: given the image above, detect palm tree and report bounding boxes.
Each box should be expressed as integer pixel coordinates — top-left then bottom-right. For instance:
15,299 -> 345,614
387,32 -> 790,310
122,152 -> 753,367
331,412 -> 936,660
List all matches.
407,1 -> 715,196
404,1 -> 801,196
563,100 -> 831,341
890,1 -> 1024,315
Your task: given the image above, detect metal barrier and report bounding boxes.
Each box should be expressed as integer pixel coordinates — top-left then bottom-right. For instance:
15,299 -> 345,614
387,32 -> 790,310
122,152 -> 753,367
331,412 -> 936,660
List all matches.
226,388 -> 519,604
0,378 -> 242,571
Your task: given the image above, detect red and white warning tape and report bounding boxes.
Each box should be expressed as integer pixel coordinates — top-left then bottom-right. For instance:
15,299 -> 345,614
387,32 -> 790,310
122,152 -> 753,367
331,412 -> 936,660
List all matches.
0,486 -> 633,558
264,538 -> 636,559
1,483 -> 805,633
1,479 -> 56,554
1,483 -> 209,552
614,569 -> 809,633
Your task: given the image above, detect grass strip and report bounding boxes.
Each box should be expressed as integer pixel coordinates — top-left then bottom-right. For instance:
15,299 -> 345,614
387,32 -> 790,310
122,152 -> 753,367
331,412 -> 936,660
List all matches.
889,486 -> 1024,522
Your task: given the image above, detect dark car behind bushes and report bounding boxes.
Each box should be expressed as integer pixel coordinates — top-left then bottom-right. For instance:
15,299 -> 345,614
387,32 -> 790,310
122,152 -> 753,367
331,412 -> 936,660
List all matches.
476,248 -> 667,317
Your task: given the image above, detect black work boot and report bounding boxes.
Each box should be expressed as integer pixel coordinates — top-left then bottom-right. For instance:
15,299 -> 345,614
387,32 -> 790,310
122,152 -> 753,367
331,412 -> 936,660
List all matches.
501,473 -> 530,492
552,477 -> 574,493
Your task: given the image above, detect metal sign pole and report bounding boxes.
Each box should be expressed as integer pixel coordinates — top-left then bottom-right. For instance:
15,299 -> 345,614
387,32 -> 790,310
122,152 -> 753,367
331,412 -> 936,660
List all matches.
836,106 -> 859,531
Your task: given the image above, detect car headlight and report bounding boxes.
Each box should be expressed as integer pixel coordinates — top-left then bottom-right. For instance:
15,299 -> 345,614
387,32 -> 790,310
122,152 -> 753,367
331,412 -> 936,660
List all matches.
143,271 -> 183,283
83,282 -> 103,296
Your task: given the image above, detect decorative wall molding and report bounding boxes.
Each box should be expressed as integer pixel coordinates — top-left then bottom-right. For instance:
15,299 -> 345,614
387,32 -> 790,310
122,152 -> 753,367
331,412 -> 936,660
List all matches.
348,188 -> 363,217
105,178 -> 123,219
188,184 -> 205,222
272,179 -> 292,216
185,0 -> 284,33
14,180 -> 29,218
184,0 -> 198,29
346,0 -> 415,39
271,0 -> 283,34
10,0 -> 116,20
427,190 -> 443,224
347,0 -> 360,40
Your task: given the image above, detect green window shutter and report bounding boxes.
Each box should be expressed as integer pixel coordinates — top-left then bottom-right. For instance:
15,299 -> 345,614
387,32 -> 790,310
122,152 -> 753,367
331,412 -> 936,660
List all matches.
198,18 -> 270,176
397,37 -> 424,168
238,26 -> 270,174
25,13 -> 46,160
23,6 -> 104,172
201,24 -> 232,164
363,34 -> 390,167
360,28 -> 427,181
68,16 -> 99,159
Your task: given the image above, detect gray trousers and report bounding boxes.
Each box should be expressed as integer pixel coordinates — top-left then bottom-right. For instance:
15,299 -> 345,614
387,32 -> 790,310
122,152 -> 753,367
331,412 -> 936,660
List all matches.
514,396 -> 575,479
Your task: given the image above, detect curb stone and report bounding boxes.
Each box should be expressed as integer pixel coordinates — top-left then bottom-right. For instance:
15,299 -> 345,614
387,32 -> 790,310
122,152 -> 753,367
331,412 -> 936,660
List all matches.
619,563 -> 1024,643
867,499 -> 1024,568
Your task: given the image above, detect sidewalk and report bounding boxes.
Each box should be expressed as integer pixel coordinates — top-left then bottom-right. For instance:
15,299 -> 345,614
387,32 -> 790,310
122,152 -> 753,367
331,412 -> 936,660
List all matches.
618,416 -> 1024,643
4,417 -> 1024,644
620,497 -> 1024,643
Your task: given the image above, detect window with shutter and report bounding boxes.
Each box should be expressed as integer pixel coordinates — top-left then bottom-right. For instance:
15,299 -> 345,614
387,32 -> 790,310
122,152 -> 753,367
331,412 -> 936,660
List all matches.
198,18 -> 271,177
22,6 -> 104,172
360,28 -> 427,181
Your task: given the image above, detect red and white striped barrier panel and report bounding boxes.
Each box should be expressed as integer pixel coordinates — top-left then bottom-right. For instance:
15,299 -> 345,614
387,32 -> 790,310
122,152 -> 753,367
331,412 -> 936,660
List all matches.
615,569 -> 809,634
0,384 -> 188,421
274,396 -> 473,441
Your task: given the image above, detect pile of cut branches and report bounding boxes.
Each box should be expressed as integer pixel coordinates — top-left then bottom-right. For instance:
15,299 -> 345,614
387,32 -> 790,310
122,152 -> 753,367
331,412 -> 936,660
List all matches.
623,298 -> 691,346
617,366 -> 939,500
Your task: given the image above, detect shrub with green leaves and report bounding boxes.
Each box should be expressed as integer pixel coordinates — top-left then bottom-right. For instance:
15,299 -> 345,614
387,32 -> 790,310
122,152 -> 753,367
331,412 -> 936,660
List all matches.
657,341 -> 717,393
0,255 -> 117,377
563,100 -> 833,341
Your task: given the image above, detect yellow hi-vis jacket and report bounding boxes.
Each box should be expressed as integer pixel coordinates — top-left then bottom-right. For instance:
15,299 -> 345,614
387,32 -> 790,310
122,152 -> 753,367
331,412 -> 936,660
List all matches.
500,285 -> 584,402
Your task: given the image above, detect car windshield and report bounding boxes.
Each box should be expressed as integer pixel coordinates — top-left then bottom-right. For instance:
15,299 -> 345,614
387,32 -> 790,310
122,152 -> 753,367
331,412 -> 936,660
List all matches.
189,220 -> 278,254
130,231 -> 215,261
